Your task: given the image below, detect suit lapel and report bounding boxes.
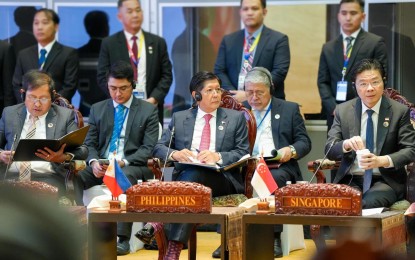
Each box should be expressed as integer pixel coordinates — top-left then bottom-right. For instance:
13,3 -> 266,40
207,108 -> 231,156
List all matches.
183,109 -> 197,149
346,30 -> 365,76
376,97 -> 391,154
124,98 -> 139,147
45,105 -> 58,139
16,106 -> 27,143
271,98 -> 281,148
253,27 -> 268,66
143,31 -> 154,94
29,46 -> 39,69
334,35 -> 345,72
105,100 -> 115,148
43,42 -> 62,71
215,108 -> 227,151
116,31 -> 130,61
235,30 -> 245,75
350,99 -> 362,137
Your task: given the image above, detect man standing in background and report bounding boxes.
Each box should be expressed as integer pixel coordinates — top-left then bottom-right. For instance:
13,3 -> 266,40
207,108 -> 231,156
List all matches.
214,0 -> 290,103
97,0 -> 172,124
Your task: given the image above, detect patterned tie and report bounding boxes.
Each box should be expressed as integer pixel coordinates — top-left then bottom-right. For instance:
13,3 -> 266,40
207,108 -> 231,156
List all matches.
345,36 -> 354,58
38,49 -> 47,69
199,114 -> 213,151
239,36 -> 255,90
109,105 -> 126,154
363,109 -> 374,193
131,36 -> 138,80
19,116 -> 39,181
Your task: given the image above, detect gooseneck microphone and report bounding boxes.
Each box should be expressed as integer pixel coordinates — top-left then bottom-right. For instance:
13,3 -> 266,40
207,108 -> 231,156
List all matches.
309,140 -> 335,183
3,134 -> 18,180
270,149 -> 282,161
161,126 -> 175,181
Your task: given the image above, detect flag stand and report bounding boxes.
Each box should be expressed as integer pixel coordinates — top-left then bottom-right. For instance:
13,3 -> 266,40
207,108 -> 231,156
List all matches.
108,196 -> 122,213
256,198 -> 271,215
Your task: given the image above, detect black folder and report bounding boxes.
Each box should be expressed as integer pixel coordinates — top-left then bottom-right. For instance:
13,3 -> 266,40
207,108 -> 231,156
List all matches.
13,125 -> 90,161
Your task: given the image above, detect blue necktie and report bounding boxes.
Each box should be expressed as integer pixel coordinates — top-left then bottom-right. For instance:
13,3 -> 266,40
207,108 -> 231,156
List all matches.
109,105 -> 126,154
38,49 -> 47,69
363,109 -> 374,193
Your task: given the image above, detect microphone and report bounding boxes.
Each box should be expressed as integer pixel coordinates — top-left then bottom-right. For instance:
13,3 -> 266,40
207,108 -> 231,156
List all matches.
20,88 -> 26,102
269,149 -> 282,161
3,134 -> 17,180
309,140 -> 335,183
161,126 -> 175,181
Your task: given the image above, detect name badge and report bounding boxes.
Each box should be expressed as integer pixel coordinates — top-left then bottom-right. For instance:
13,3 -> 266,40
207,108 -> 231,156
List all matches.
336,81 -> 347,101
133,83 -> 146,99
238,74 -> 246,90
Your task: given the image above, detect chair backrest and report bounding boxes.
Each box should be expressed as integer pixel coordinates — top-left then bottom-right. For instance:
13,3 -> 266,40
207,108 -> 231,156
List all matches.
53,92 -> 84,128
384,88 -> 415,124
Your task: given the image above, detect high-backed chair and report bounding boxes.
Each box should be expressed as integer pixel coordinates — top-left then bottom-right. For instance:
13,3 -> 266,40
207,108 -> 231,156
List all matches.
148,90 -> 258,259
307,88 -> 415,250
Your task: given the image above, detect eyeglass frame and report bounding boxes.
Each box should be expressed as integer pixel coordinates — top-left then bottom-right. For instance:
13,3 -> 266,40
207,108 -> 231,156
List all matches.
245,90 -> 267,98
355,79 -> 383,89
25,95 -> 51,104
200,88 -> 224,95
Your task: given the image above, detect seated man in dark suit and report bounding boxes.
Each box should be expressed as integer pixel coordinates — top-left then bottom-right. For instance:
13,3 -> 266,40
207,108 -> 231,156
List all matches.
135,71 -> 250,259
75,60 -> 159,255
0,70 -> 88,195
244,67 -> 311,258
326,59 -> 415,208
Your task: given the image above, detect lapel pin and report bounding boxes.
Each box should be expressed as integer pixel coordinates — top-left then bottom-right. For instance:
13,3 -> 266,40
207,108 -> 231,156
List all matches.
221,121 -> 225,124
148,46 -> 153,54
275,114 -> 280,119
48,123 -> 53,128
384,117 -> 390,127
218,126 -> 224,131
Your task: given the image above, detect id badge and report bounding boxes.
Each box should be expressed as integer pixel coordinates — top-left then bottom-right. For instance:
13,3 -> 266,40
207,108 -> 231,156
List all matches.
238,74 -> 246,90
336,81 -> 347,101
133,83 -> 145,99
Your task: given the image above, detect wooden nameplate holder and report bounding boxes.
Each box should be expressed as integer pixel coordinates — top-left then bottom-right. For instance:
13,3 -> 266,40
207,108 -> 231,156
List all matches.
126,181 -> 212,213
275,183 -> 362,216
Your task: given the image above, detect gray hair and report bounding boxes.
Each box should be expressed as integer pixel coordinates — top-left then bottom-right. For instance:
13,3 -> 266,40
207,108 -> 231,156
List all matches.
244,67 -> 272,89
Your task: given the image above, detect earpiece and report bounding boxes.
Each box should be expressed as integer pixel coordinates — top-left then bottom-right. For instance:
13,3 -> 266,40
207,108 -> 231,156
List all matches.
194,92 -> 202,101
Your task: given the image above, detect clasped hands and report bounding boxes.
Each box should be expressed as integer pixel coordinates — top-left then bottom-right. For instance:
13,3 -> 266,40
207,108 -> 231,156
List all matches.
172,149 -> 220,164
344,136 -> 389,169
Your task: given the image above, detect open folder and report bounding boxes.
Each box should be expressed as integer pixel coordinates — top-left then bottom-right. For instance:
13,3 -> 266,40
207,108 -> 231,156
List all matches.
177,154 -> 253,172
13,125 -> 90,161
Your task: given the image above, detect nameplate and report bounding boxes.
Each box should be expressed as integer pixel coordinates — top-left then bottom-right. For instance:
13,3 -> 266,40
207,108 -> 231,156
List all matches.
275,183 -> 362,216
126,181 -> 212,213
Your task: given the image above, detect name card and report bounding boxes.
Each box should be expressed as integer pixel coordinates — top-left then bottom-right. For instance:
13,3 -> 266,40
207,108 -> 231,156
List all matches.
126,181 -> 212,213
275,183 -> 361,216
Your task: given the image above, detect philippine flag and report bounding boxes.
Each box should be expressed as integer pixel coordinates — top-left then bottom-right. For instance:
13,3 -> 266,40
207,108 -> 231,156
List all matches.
251,157 -> 278,199
103,158 -> 132,198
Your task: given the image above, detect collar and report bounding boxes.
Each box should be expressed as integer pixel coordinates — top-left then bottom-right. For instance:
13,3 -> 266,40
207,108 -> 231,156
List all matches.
341,28 -> 361,41
124,30 -> 143,41
25,109 -> 49,121
245,25 -> 264,39
196,107 -> 218,119
112,95 -> 133,109
361,96 -> 382,116
252,99 -> 272,112
38,39 -> 56,54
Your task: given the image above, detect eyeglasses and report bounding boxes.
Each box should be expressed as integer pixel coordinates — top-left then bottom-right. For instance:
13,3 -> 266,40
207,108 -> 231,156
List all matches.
26,96 -> 51,104
108,85 -> 132,93
355,80 -> 383,89
202,88 -> 224,95
245,90 -> 266,98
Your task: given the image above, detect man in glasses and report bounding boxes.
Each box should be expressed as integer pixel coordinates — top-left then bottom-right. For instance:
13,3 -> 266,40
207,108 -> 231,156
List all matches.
75,60 -> 159,255
0,70 -> 88,195
245,67 -> 311,257
135,71 -> 250,260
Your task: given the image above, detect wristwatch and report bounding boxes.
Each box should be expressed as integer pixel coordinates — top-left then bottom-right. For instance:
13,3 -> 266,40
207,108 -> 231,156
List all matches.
289,145 -> 297,159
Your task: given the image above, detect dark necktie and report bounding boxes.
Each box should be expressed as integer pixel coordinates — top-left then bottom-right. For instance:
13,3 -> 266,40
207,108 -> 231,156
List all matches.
363,109 -> 374,193
109,105 -> 126,154
38,49 -> 47,69
199,114 -> 213,151
345,36 -> 354,58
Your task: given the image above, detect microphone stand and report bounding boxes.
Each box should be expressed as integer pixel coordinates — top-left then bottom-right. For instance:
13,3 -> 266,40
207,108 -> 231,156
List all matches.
3,134 -> 18,181
309,140 -> 335,183
160,126 -> 175,181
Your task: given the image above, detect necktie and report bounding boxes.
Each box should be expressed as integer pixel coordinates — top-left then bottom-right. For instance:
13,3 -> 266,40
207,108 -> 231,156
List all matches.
243,36 -> 255,73
199,114 -> 213,151
345,36 -> 354,58
109,105 -> 126,154
363,109 -> 374,193
131,36 -> 138,80
38,49 -> 47,69
19,116 -> 39,181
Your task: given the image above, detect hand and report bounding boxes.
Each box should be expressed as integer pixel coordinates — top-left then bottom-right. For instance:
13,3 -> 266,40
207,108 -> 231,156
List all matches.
117,160 -> 125,168
146,97 -> 158,105
91,161 -> 107,178
0,150 -> 13,164
278,147 -> 292,163
359,154 -> 390,169
344,136 -> 365,151
35,143 -> 67,163
171,149 -> 196,162
229,90 -> 247,103
196,150 -> 219,164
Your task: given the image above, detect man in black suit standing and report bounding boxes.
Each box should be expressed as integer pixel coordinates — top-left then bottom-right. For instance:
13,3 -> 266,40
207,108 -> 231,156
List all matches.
318,0 -> 388,131
12,8 -> 79,102
97,0 -> 172,124
214,0 -> 290,103
75,60 -> 159,255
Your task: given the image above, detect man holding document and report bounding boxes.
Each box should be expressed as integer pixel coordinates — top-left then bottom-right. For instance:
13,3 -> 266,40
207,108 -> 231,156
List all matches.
135,71 -> 250,260
0,70 -> 88,194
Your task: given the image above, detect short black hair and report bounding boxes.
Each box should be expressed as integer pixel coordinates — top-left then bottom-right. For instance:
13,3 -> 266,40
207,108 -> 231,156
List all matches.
339,0 -> 364,12
84,11 -> 109,38
351,59 -> 386,84
118,0 -> 140,8
188,71 -> 221,94
106,60 -> 135,86
14,6 -> 37,29
35,8 -> 60,25
240,0 -> 266,9
22,70 -> 55,98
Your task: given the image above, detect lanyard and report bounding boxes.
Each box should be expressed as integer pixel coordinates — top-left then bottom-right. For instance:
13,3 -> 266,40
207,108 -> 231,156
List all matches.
243,33 -> 261,60
256,104 -> 271,129
126,35 -> 144,66
341,41 -> 354,81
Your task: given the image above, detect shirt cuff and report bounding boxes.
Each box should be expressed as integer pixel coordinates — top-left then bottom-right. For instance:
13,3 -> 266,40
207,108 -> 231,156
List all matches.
169,151 -> 177,161
123,159 -> 129,166
216,152 -> 223,165
385,155 -> 394,168
89,159 -> 98,166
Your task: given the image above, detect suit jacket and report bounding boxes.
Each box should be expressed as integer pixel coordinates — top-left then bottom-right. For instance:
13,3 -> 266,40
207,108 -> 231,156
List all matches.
317,30 -> 388,117
85,97 -> 159,166
214,26 -> 290,100
0,41 -> 16,110
12,42 -> 79,102
153,107 -> 250,192
267,97 -> 311,180
327,96 -> 415,199
97,31 -> 173,122
0,103 -> 88,178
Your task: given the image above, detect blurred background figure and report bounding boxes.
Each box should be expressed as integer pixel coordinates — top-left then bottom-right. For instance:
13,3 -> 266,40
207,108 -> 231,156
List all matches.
0,41 -> 15,113
77,10 -> 110,116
